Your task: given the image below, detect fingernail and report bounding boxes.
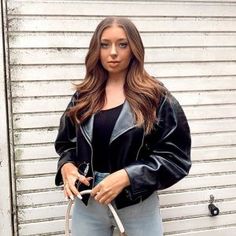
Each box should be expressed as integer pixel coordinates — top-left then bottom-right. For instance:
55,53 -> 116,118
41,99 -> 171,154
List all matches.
65,197 -> 69,201
70,195 -> 74,200
77,194 -> 83,200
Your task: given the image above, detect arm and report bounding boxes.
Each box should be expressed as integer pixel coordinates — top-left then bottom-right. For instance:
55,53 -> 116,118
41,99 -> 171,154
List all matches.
55,92 -> 91,200
124,94 -> 191,200
55,93 -> 78,186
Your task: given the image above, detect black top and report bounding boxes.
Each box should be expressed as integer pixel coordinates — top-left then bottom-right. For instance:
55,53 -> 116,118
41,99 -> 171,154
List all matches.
92,104 -> 123,172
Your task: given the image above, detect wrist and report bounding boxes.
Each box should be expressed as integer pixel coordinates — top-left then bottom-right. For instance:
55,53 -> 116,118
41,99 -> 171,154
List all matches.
61,162 -> 76,173
119,169 -> 130,187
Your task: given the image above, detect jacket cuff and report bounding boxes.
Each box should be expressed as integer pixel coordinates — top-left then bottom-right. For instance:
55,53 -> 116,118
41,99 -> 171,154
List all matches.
124,166 -> 149,200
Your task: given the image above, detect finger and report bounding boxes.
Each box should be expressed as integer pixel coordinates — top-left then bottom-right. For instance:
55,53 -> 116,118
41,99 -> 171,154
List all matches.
104,193 -> 118,205
69,183 -> 83,200
63,181 -> 69,196
97,195 -> 107,204
97,193 -> 114,204
63,187 -> 69,201
90,184 -> 101,197
104,197 -> 113,205
94,188 -> 111,202
78,174 -> 91,186
64,183 -> 75,200
86,177 -> 93,182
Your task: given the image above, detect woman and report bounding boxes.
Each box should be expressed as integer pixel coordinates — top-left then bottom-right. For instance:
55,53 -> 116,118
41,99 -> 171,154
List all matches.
55,17 -> 191,236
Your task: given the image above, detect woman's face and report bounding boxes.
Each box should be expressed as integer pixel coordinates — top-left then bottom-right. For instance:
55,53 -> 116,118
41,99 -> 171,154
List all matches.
99,25 -> 132,77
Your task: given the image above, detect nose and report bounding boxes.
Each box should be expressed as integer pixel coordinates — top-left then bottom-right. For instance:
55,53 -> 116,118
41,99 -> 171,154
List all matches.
110,43 -> 117,56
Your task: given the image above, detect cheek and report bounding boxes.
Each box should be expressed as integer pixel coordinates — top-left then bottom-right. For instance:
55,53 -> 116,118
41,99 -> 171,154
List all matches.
99,51 -> 105,62
123,52 -> 132,65
123,50 -> 132,62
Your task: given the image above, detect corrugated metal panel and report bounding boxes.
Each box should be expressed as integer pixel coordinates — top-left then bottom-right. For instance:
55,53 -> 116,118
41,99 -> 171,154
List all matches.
6,0 -> 236,235
0,1 -> 13,235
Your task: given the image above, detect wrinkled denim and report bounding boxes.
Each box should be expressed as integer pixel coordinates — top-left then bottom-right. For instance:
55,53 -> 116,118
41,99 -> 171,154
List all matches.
72,172 -> 163,236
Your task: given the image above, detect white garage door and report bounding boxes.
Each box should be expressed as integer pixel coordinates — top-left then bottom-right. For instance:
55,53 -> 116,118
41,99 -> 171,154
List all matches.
2,0 -> 236,235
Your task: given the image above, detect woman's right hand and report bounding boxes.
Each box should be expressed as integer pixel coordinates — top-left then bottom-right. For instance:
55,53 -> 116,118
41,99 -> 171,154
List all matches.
61,163 -> 92,200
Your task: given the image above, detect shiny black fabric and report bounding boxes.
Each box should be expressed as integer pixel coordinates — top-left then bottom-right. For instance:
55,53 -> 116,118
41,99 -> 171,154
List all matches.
55,91 -> 191,209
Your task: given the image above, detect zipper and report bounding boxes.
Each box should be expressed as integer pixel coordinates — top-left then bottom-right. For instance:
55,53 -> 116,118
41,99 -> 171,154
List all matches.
83,162 -> 90,176
135,131 -> 145,161
80,126 -> 95,187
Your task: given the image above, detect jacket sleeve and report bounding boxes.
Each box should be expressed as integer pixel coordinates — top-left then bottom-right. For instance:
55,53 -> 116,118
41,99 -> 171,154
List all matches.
54,93 -> 78,186
124,94 -> 191,199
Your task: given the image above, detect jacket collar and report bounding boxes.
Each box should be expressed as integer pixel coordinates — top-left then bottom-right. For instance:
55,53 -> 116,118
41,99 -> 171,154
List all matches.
80,100 -> 136,144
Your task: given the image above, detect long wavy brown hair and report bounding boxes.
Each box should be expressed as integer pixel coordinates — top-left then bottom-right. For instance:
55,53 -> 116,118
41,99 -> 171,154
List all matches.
69,17 -> 166,134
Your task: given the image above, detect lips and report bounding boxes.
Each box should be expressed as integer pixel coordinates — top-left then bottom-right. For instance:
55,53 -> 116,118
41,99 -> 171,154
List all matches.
108,61 -> 120,67
108,61 -> 120,64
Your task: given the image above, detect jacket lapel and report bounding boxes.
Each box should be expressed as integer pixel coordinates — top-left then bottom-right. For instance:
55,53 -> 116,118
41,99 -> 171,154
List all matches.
80,114 -> 94,143
110,100 -> 136,144
80,100 -> 136,144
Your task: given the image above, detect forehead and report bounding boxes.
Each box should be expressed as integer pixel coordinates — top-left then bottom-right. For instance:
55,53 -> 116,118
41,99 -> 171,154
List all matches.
101,25 -> 127,40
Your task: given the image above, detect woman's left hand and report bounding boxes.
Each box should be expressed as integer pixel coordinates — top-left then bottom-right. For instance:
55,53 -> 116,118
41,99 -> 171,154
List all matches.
91,169 -> 130,204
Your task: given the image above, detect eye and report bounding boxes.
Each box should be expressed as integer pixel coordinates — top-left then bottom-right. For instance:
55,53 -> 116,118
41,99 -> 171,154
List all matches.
119,42 -> 128,48
100,42 -> 109,48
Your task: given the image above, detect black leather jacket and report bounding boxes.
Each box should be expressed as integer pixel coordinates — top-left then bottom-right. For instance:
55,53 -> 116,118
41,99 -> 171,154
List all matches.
55,91 -> 191,209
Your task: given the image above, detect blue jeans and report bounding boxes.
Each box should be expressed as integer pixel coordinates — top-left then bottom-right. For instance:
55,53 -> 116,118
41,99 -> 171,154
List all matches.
72,172 -> 163,236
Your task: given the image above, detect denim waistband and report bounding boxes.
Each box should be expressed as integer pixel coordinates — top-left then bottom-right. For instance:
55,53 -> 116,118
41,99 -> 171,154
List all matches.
94,171 -> 109,186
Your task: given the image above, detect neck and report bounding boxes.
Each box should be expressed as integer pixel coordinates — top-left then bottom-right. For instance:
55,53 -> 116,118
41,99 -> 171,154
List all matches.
106,72 -> 126,88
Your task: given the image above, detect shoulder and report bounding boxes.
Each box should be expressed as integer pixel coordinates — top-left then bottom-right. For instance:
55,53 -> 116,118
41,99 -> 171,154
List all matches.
157,89 -> 187,124
70,91 -> 80,106
158,86 -> 182,111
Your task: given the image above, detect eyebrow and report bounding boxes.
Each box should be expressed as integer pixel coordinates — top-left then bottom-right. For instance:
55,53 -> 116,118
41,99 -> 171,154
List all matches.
100,38 -> 128,42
